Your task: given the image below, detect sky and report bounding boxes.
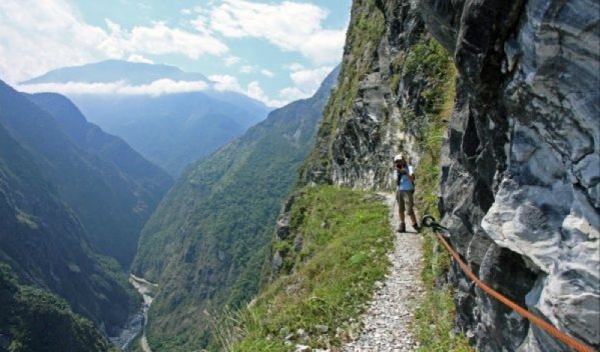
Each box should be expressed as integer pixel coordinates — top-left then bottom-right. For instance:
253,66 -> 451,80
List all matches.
0,0 -> 352,107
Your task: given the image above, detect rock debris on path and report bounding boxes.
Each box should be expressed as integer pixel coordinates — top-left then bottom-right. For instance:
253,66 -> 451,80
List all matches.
342,193 -> 424,352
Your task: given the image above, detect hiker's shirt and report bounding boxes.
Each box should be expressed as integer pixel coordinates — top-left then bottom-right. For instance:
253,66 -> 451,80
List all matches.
397,166 -> 415,192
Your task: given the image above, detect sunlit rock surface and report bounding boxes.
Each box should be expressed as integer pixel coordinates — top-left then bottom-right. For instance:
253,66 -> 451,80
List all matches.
420,0 -> 599,350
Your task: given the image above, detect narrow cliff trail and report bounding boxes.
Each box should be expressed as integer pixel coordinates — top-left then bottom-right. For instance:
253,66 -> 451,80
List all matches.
342,193 -> 424,351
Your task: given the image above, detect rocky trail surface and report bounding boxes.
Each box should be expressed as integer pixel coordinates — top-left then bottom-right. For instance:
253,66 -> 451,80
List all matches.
342,193 -> 424,351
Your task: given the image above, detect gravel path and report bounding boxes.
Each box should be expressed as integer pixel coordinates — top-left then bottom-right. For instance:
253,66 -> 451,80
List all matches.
342,193 -> 424,352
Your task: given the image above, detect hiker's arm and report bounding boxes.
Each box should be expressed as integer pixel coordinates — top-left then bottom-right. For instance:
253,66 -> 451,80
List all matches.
407,166 -> 415,181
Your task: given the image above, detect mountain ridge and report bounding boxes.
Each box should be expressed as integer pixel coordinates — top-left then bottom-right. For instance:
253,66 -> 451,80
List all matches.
0,102 -> 138,342
21,59 -> 209,85
20,60 -> 272,176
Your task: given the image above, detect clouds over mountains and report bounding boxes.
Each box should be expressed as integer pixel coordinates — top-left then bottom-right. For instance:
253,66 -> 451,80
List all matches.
0,0 -> 348,107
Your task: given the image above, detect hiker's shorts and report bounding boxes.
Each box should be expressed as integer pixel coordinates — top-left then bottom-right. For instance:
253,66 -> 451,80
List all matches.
396,190 -> 415,215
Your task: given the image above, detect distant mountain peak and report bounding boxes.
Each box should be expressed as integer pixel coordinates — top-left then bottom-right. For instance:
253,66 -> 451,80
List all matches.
21,59 -> 209,85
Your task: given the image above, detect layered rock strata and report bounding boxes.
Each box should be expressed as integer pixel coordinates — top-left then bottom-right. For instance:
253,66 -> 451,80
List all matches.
420,0 -> 599,350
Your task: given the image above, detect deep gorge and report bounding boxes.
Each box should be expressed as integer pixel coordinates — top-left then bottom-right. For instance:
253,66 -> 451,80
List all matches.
0,0 -> 597,351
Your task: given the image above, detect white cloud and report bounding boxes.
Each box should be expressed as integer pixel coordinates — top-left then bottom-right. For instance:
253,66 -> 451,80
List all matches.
189,14 -> 213,36
300,29 -> 346,64
101,20 -> 228,60
207,66 -> 334,107
208,74 -> 286,107
0,0 -> 107,84
267,66 -> 333,105
224,55 -> 241,66
278,86 -> 312,102
204,0 -> 345,64
0,0 -> 229,84
208,74 -> 242,92
0,0 -> 345,108
246,81 -> 287,107
290,66 -> 333,92
240,65 -> 254,73
285,63 -> 305,72
17,79 -> 209,96
261,69 -> 274,77
127,54 -> 154,64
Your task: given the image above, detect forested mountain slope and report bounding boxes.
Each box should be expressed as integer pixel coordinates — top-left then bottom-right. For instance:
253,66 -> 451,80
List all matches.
0,113 -> 136,348
28,92 -> 173,197
131,66 -> 340,351
0,264 -> 118,352
0,81 -> 173,267
0,78 -> 180,348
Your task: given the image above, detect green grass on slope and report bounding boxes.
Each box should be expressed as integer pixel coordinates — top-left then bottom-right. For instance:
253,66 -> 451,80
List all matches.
226,185 -> 392,351
410,37 -> 474,352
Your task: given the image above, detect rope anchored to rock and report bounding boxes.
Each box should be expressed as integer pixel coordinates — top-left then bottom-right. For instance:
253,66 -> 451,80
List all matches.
420,215 -> 595,352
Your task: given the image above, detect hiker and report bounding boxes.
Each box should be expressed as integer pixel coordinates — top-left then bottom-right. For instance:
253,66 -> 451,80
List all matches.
393,154 -> 420,232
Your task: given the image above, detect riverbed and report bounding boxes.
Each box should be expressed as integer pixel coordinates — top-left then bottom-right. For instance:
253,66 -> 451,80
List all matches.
109,275 -> 157,352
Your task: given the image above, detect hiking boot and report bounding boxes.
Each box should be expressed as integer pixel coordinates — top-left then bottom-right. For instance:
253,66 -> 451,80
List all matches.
413,223 -> 421,233
397,222 -> 406,232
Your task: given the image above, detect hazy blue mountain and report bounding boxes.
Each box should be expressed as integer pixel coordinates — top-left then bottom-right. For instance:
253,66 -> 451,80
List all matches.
131,66 -> 340,351
0,80 -> 172,268
21,59 -> 208,85
21,60 -> 271,176
70,92 -> 266,176
27,92 -> 173,207
203,89 -> 273,123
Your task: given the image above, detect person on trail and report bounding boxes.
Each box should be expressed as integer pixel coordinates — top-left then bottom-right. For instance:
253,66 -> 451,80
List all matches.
393,154 -> 420,233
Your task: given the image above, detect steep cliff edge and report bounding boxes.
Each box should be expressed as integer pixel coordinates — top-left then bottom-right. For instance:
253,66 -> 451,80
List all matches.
301,0 -> 431,189
301,0 -> 598,350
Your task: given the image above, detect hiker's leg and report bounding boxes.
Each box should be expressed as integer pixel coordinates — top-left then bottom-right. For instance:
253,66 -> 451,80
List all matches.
407,191 -> 419,231
397,190 -> 406,222
397,191 -> 406,231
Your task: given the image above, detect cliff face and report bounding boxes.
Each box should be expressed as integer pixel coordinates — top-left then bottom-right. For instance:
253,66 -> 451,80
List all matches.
304,0 -> 598,350
420,0 -> 599,350
300,0 -> 430,189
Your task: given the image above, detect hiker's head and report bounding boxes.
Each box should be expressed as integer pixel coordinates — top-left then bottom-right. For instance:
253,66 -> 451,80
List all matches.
394,154 -> 405,166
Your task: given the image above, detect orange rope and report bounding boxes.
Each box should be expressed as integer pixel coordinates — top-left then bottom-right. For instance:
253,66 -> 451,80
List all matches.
434,232 -> 595,352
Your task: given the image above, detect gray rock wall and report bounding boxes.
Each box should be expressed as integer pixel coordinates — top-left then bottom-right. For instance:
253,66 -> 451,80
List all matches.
301,0 -> 429,189
420,0 -> 599,350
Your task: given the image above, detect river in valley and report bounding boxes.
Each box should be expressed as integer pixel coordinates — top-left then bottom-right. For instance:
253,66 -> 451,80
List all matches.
109,275 -> 157,352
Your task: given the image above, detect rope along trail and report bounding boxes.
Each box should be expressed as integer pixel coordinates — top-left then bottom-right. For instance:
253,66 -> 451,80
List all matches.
343,193 -> 423,351
422,216 -> 595,352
